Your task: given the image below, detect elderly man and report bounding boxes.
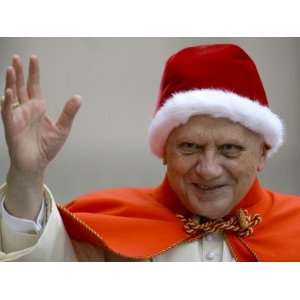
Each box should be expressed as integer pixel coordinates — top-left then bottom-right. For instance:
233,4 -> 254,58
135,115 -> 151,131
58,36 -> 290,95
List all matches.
0,44 -> 300,262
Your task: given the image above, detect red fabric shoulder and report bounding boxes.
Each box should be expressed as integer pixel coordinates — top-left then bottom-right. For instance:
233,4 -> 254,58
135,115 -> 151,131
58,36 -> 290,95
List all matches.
231,189 -> 300,262
60,185 -> 188,259
65,186 -> 177,220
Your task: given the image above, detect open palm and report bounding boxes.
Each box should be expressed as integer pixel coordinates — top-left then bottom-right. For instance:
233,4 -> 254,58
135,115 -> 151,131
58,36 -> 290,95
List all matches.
1,55 -> 81,174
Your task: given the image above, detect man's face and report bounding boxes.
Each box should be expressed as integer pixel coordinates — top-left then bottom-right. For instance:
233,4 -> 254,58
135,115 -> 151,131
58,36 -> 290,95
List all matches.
164,115 -> 267,219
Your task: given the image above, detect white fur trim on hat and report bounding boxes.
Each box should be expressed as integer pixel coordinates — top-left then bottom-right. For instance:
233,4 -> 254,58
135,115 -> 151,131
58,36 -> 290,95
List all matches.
148,89 -> 284,159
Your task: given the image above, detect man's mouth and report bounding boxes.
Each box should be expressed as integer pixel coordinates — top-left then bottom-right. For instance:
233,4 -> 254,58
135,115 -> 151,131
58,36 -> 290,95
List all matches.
192,183 -> 227,191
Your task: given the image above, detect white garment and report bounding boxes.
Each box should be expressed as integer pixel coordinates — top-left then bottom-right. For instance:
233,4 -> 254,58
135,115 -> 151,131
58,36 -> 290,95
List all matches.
1,194 -> 45,233
0,183 -> 235,262
0,183 -> 77,261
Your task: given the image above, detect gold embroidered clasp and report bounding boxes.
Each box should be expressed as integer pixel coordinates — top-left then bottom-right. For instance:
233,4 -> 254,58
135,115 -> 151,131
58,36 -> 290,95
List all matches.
176,208 -> 262,241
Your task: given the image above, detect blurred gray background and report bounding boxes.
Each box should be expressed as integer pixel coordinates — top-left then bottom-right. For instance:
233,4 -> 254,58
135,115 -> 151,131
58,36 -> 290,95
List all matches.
0,38 -> 299,203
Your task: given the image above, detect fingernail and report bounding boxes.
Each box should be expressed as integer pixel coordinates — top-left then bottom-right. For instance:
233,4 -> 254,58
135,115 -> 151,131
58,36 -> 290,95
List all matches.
12,54 -> 20,61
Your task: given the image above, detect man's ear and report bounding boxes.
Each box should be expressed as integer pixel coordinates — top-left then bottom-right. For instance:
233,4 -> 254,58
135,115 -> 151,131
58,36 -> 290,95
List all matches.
162,156 -> 167,165
162,147 -> 168,165
257,144 -> 268,172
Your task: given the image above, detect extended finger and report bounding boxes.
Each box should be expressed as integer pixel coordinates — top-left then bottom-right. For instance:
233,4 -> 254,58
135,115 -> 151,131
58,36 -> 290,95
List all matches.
12,55 -> 29,103
56,95 -> 82,132
4,67 -> 17,100
27,55 -> 42,99
1,88 -> 14,129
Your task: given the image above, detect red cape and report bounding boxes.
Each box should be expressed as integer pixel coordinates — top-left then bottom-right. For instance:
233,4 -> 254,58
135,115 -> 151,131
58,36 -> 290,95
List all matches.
58,177 -> 300,261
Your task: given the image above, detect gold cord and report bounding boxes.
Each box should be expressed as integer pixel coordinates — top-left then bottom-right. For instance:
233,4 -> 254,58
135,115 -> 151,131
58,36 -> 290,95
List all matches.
177,208 -> 262,241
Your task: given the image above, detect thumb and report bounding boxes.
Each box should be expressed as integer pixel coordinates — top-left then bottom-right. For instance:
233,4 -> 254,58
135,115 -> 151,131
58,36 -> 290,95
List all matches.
56,95 -> 82,132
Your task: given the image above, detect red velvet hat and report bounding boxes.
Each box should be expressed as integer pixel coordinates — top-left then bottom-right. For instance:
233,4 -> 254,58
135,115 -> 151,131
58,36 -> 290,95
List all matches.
148,44 -> 284,158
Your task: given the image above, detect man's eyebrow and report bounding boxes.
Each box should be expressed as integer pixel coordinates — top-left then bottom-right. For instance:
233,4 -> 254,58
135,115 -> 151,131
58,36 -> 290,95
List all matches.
175,135 -> 246,144
217,139 -> 246,145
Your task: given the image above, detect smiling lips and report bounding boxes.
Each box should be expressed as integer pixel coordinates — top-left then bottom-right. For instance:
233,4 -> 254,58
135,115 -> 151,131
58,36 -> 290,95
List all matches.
192,183 -> 227,191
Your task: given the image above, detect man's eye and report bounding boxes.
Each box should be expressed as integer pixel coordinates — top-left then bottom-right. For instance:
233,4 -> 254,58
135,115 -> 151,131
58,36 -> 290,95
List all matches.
220,144 -> 244,157
178,142 -> 200,154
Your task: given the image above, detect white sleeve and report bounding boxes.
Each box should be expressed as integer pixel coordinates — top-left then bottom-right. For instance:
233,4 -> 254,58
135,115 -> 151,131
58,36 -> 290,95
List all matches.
0,183 -> 78,261
0,194 -> 45,233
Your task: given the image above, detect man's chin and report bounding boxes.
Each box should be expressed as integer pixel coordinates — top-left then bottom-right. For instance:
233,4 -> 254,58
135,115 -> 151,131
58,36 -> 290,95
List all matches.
186,194 -> 234,219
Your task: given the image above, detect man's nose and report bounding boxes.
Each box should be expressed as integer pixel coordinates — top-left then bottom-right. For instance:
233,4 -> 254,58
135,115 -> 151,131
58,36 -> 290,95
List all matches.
194,155 -> 223,180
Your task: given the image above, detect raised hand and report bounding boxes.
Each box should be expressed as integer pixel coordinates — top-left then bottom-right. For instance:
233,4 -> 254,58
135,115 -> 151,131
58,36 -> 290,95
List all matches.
1,55 -> 81,173
1,55 -> 82,219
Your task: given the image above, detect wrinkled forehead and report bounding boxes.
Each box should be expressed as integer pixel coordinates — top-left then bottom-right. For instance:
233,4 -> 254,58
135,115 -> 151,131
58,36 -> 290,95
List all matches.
167,115 -> 262,144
